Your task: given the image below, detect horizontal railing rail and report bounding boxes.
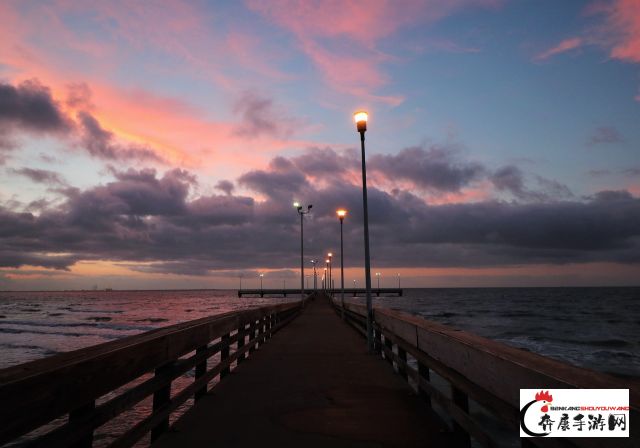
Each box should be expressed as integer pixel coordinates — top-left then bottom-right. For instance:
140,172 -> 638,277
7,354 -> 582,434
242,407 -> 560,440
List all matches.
0,301 -> 303,448
333,299 -> 638,448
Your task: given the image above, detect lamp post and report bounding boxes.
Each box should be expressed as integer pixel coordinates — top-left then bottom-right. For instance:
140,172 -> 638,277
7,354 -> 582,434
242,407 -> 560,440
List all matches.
325,259 -> 329,293
376,272 -> 381,289
294,202 -> 312,303
354,110 -> 374,352
260,273 -> 264,291
397,273 -> 401,289
328,253 -> 333,295
337,209 -> 347,318
311,259 -> 317,292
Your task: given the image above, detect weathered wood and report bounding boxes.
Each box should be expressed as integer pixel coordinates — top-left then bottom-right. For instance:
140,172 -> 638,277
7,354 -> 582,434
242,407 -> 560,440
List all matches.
194,345 -> 207,401
237,324 -> 245,365
151,361 -> 174,442
0,302 -> 302,447
452,385 -> 471,448
69,401 -> 95,448
333,298 -> 639,448
384,336 -> 393,367
221,334 -> 230,379
417,362 -> 431,407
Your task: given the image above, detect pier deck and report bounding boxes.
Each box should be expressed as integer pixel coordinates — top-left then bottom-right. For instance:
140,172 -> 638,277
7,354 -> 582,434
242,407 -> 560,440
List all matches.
154,297 -> 449,448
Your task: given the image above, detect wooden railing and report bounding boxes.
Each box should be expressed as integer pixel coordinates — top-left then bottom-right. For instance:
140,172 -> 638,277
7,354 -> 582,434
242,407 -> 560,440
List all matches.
333,299 -> 638,448
0,301 -> 302,448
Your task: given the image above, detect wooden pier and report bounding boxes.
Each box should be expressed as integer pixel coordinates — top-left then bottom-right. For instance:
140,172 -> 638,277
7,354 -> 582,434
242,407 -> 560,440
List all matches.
238,287 -> 403,297
0,294 -> 637,448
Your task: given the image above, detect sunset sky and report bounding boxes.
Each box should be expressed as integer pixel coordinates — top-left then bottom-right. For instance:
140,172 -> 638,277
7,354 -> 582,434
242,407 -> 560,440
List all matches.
1,0 -> 639,290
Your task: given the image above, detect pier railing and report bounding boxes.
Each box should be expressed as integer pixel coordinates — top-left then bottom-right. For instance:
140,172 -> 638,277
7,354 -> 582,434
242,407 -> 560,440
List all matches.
334,299 -> 638,448
0,301 -> 302,448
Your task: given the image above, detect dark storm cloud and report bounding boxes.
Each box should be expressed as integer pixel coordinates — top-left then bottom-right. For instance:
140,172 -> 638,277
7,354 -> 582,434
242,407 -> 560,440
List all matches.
77,111 -> 162,161
10,167 -> 66,185
1,152 -> 639,274
368,145 -> 486,192
291,147 -> 359,179
0,80 -> 70,133
491,165 -> 572,201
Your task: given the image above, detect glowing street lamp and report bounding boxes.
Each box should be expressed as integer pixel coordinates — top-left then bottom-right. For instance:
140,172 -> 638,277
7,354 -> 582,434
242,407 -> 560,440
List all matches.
354,110 -> 374,351
337,209 -> 347,318
294,202 -> 312,302
260,273 -> 264,291
376,272 -> 381,289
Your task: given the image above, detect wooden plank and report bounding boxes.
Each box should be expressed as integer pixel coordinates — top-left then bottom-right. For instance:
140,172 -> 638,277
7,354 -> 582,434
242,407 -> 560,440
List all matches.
0,302 -> 301,446
69,401 -> 95,448
221,334 -> 230,379
150,362 -> 174,442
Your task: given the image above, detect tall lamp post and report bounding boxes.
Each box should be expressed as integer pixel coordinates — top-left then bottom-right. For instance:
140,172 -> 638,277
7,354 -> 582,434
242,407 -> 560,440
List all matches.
376,272 -> 381,289
337,209 -> 347,318
294,202 -> 312,302
324,260 -> 329,292
328,253 -> 333,295
354,110 -> 374,352
259,273 -> 264,291
311,259 -> 317,292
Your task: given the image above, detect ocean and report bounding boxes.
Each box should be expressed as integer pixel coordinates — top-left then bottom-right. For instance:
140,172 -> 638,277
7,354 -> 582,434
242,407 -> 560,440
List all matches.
1,287 -> 638,375
0,287 -> 637,447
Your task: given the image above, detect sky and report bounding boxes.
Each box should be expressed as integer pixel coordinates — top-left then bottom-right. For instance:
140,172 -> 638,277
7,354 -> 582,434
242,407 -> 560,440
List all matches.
1,0 -> 639,290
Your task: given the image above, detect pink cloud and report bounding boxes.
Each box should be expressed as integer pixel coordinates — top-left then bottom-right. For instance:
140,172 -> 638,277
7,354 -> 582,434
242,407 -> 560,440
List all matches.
598,0 -> 640,63
534,37 -> 583,61
246,0 -> 501,104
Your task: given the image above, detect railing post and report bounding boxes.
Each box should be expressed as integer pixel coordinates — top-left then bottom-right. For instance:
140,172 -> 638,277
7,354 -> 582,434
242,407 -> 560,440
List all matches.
194,345 -> 207,401
151,361 -> 174,442
69,401 -> 95,448
397,347 -> 408,381
384,335 -> 394,366
221,333 -> 230,379
248,320 -> 257,354
237,323 -> 245,364
417,362 -> 431,407
451,385 -> 471,448
259,316 -> 266,344
374,327 -> 382,355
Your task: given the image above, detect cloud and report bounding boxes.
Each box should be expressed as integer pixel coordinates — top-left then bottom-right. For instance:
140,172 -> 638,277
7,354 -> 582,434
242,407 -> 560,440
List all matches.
595,0 -> 640,64
232,91 -> 292,139
9,167 -> 67,185
535,37 -> 583,61
77,111 -> 163,161
215,180 -> 235,195
587,126 -> 624,145
491,165 -> 573,201
368,145 -> 486,192
0,79 -> 71,133
1,153 -> 638,275
246,0 -> 500,103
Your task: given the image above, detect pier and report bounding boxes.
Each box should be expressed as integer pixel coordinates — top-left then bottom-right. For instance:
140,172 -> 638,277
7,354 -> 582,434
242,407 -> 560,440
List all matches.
0,294 -> 637,448
237,288 -> 403,297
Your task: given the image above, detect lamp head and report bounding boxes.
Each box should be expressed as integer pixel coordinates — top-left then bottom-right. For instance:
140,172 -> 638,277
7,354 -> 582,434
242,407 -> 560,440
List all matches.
336,209 -> 347,220
293,201 -> 300,208
328,252 -> 332,258
354,111 -> 368,133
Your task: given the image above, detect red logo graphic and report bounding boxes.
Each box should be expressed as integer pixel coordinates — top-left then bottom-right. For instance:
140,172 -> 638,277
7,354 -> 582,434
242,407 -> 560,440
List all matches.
535,390 -> 553,413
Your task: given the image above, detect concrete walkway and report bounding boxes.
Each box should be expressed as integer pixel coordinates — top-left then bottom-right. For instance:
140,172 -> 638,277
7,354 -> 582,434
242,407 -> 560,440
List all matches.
154,297 -> 451,447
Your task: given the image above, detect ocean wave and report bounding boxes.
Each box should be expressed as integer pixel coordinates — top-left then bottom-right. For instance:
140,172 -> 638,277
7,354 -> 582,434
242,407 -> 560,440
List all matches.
0,319 -> 153,332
